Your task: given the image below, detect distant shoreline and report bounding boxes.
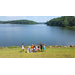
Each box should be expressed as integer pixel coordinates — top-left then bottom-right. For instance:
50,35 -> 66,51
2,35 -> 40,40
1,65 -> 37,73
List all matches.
0,45 -> 75,48
0,20 -> 46,24
0,20 -> 37,24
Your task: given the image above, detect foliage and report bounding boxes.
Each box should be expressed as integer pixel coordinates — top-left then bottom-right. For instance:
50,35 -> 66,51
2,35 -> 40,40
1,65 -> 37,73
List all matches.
0,20 -> 37,24
46,16 -> 75,27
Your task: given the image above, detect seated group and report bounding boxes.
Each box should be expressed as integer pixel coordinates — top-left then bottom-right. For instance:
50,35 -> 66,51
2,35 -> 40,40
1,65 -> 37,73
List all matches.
21,43 -> 46,53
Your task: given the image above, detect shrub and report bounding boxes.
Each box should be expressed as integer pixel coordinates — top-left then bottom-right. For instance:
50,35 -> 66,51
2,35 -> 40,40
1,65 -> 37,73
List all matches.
17,46 -> 20,48
11,46 -> 17,48
8,46 -> 12,48
5,46 -> 8,48
47,45 -> 50,48
1,46 -> 4,49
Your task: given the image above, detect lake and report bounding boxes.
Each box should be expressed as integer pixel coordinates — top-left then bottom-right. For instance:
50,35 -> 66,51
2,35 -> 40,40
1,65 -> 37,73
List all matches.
0,24 -> 75,47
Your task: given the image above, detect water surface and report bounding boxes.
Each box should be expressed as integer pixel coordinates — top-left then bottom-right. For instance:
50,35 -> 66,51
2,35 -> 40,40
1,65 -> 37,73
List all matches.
0,24 -> 75,46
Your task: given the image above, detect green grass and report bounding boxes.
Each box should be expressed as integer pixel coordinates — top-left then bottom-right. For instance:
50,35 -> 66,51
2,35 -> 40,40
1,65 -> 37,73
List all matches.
0,46 -> 75,58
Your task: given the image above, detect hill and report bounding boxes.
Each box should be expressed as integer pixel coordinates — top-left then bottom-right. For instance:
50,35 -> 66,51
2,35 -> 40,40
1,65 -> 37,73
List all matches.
46,16 -> 75,27
0,20 -> 37,24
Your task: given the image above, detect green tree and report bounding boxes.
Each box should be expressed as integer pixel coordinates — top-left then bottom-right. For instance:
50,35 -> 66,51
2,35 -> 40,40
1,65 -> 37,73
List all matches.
46,16 -> 75,27
62,19 -> 69,27
0,20 -> 37,24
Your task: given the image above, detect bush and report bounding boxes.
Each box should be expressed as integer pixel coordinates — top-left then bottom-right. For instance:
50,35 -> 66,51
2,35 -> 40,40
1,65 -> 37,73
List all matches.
17,46 -> 20,48
47,45 -> 50,48
8,46 -> 12,48
25,45 -> 27,47
5,46 -> 8,48
1,46 -> 4,49
70,45 -> 73,47
8,46 -> 17,48
11,46 -> 17,48
55,45 -> 59,47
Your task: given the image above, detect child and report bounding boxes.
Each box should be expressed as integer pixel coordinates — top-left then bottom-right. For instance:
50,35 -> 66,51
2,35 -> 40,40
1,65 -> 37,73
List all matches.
38,45 -> 40,51
21,44 -> 24,53
29,45 -> 31,52
33,45 -> 36,52
40,43 -> 43,52
31,44 -> 34,51
27,46 -> 29,53
35,45 -> 38,51
43,44 -> 46,52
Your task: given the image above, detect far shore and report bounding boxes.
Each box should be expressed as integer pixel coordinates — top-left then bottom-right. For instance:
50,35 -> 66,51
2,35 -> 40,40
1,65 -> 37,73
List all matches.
0,45 -> 75,49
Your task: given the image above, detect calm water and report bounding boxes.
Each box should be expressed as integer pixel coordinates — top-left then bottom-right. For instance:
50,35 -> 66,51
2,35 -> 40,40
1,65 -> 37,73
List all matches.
0,24 -> 75,47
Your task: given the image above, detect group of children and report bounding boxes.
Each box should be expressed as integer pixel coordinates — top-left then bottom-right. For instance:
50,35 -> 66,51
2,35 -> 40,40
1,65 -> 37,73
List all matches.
21,43 -> 46,53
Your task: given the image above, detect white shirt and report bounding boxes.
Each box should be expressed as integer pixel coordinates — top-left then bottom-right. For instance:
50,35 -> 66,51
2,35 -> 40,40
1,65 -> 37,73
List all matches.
36,46 -> 38,49
22,45 -> 24,49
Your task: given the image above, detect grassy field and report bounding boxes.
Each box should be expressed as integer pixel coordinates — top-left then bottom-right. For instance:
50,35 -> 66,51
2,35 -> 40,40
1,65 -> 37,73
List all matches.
0,46 -> 75,58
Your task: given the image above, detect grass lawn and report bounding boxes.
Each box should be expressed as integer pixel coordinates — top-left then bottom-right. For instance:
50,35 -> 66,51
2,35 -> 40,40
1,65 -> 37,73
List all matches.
0,46 -> 75,58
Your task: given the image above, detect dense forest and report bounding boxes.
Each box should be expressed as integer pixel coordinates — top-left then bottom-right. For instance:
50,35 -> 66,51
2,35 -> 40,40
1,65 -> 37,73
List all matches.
0,20 -> 37,24
46,16 -> 75,27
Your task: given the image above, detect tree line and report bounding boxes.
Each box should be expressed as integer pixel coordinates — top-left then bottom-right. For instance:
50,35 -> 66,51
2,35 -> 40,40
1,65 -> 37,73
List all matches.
0,16 -> 75,27
0,20 -> 37,24
46,16 -> 75,27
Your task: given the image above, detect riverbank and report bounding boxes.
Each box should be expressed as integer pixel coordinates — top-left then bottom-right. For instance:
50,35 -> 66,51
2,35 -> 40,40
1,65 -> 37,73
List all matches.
67,26 -> 75,29
0,45 -> 75,49
0,45 -> 75,58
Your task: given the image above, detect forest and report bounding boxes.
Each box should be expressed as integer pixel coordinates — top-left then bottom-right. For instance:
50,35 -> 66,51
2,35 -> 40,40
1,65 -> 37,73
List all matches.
46,16 -> 75,27
0,20 -> 37,24
0,16 -> 75,27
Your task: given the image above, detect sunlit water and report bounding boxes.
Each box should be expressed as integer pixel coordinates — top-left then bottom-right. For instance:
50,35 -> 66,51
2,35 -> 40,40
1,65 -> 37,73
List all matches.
0,24 -> 75,47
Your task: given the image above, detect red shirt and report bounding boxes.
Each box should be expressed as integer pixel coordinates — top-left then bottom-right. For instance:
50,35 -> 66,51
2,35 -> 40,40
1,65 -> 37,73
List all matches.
31,45 -> 34,49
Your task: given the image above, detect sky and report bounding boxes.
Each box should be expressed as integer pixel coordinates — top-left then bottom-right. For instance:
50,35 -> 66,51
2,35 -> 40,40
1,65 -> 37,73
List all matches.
0,16 -> 61,22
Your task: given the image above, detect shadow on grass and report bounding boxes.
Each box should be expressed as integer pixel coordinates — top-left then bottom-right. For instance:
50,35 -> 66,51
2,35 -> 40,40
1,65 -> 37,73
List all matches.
19,51 -> 27,53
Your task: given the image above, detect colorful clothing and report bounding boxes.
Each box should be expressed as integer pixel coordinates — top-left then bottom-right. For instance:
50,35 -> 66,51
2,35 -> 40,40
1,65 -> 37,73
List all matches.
33,47 -> 35,52
29,46 -> 31,48
28,46 -> 31,52
27,47 -> 29,50
22,45 -> 24,49
31,45 -> 34,49
43,46 -> 46,51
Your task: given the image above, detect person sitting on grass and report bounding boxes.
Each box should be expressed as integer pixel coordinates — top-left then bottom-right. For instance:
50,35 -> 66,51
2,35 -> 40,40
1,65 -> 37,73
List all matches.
29,45 -> 31,53
31,44 -> 34,52
35,45 -> 38,52
33,45 -> 36,52
27,46 -> 29,53
38,45 -> 40,51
